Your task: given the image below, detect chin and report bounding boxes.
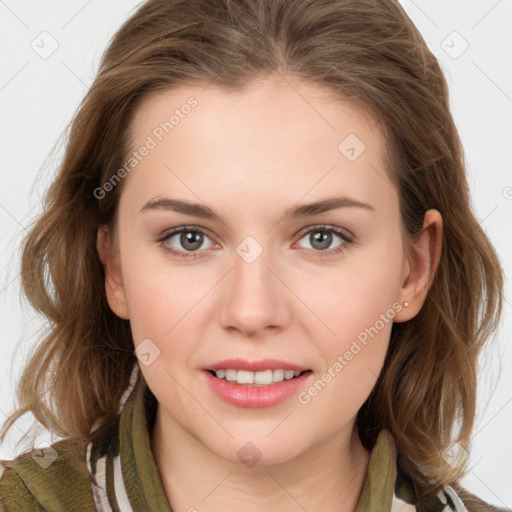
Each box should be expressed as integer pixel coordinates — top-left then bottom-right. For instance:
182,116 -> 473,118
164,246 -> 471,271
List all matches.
204,433 -> 307,468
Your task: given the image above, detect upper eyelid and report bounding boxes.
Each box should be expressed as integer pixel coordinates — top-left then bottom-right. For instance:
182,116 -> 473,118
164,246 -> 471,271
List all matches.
159,225 -> 216,242
296,224 -> 353,239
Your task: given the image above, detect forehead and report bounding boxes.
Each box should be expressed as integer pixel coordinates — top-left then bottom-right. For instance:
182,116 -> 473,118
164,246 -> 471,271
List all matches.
130,76 -> 381,152
120,76 -> 397,221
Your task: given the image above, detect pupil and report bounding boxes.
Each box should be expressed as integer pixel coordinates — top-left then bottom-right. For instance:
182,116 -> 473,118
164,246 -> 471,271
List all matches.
312,231 -> 331,250
181,231 -> 203,251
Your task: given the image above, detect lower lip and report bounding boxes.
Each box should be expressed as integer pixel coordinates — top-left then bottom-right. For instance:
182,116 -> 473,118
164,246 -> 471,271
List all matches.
203,370 -> 312,408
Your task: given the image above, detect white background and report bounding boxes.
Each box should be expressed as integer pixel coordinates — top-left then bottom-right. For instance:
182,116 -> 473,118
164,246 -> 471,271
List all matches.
0,0 -> 511,508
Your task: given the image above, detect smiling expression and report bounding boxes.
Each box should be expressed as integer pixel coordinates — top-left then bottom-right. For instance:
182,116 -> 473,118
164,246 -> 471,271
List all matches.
99,74 -> 413,464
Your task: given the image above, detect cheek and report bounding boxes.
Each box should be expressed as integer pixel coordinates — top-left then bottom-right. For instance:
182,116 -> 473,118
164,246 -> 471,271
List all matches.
121,250 -> 201,408
119,238 -> 206,340
300,293 -> 394,423
308,248 -> 401,343
301,245 -> 400,407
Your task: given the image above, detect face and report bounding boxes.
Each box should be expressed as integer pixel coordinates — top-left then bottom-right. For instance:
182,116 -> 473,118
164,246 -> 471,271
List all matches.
99,75 -> 418,465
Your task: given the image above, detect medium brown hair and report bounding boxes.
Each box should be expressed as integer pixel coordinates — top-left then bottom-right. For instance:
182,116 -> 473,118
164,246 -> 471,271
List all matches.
1,0 -> 504,505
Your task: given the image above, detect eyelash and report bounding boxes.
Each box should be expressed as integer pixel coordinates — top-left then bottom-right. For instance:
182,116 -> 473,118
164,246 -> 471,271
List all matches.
157,224 -> 354,260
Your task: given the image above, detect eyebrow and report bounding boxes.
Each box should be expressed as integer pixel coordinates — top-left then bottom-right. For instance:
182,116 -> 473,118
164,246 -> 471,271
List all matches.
139,196 -> 375,222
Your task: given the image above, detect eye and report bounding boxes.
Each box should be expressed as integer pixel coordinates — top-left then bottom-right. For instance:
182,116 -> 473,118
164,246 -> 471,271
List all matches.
157,226 -> 217,260
295,225 -> 353,257
157,224 -> 354,260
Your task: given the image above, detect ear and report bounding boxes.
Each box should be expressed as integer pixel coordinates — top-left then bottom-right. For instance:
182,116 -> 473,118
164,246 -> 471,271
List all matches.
96,225 -> 130,320
393,209 -> 443,323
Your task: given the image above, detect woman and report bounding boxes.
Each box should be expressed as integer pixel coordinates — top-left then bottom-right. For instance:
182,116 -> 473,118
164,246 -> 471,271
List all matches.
0,0 -> 508,510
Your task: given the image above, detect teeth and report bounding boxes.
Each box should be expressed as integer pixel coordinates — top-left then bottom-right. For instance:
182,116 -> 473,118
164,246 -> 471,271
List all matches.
284,370 -> 295,379
214,369 -> 305,385
273,369 -> 284,382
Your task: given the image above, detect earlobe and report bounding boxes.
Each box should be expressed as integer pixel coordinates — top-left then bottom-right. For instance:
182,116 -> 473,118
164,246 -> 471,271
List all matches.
394,209 -> 443,323
96,225 -> 130,320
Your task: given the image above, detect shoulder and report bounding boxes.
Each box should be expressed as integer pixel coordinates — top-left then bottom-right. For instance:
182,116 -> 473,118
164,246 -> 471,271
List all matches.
394,460 -> 510,512
0,438 -> 97,511
425,483 -> 511,512
393,482 -> 511,512
454,485 -> 512,512
0,461 -> 42,511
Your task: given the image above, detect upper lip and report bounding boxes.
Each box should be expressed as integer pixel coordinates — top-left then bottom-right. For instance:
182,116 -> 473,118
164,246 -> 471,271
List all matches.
205,359 -> 310,372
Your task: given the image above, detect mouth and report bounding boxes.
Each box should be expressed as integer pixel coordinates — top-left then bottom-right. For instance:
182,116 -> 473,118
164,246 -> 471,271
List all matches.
203,365 -> 313,408
206,368 -> 313,386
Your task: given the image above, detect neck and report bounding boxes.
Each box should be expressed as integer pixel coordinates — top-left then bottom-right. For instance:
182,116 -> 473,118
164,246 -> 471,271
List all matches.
150,406 -> 371,512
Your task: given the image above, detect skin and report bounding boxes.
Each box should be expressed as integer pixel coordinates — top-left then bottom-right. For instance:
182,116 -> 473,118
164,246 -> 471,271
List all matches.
97,74 -> 442,512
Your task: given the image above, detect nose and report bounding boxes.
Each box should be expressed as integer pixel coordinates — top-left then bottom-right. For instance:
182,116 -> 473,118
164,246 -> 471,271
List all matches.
218,240 -> 290,337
